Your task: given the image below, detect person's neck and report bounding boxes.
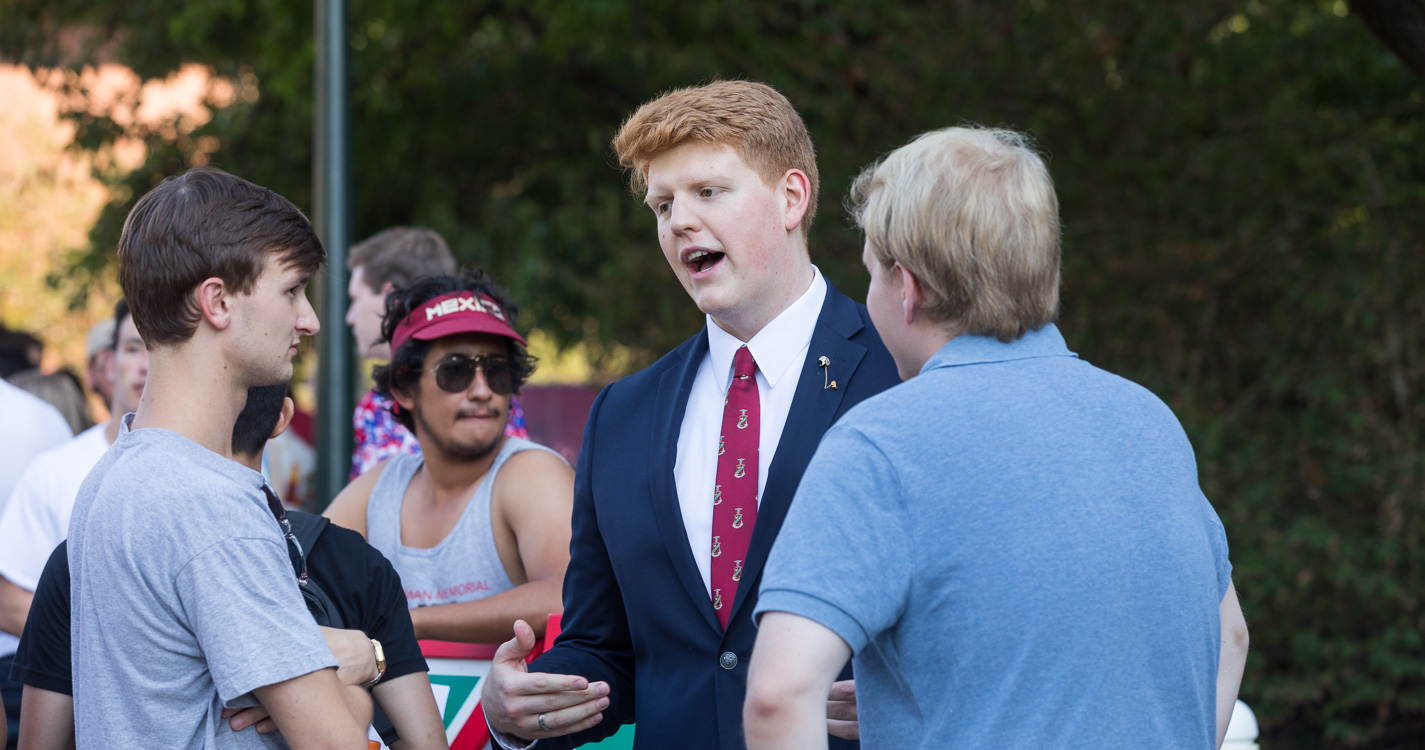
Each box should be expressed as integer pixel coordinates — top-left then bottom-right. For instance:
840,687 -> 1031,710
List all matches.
899,322 -> 958,379
417,437 -> 503,506
130,347 -> 246,458
104,413 -> 122,444
710,261 -> 816,343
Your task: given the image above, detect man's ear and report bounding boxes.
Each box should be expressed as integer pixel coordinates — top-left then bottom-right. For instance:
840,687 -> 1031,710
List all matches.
896,263 -> 923,326
391,383 -> 417,415
779,168 -> 812,233
196,277 -> 232,330
380,281 -> 396,297
269,396 -> 296,441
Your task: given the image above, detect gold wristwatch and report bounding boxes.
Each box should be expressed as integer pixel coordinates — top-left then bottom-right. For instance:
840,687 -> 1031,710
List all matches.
363,638 -> 387,688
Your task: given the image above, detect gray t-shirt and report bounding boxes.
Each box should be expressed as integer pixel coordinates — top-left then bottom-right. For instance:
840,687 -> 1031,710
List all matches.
68,416 -> 337,749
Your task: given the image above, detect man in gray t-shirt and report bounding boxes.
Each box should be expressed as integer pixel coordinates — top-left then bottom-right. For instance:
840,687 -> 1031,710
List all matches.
67,168 -> 368,748
69,419 -> 338,748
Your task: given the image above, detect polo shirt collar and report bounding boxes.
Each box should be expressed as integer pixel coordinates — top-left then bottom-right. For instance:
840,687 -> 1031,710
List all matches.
707,266 -> 827,392
920,323 -> 1077,375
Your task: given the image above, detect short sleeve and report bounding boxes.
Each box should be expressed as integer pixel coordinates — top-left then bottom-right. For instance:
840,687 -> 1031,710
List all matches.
755,425 -> 912,655
175,536 -> 336,705
360,545 -> 426,681
1200,492 -> 1233,598
10,543 -> 73,695
0,464 -> 65,590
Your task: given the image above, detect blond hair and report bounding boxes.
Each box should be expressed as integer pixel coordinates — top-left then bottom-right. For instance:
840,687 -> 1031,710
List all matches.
612,80 -> 819,236
850,127 -> 1060,341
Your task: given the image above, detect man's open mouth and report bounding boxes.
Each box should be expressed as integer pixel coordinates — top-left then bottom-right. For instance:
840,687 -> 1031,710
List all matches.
686,249 -> 725,275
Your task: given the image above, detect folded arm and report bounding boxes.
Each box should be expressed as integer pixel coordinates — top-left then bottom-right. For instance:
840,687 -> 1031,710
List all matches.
1216,581 -> 1250,747
17,685 -> 73,750
373,672 -> 447,750
250,667 -> 371,750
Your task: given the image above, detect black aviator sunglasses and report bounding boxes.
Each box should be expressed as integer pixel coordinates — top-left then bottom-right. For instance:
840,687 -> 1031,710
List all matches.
421,353 -> 516,396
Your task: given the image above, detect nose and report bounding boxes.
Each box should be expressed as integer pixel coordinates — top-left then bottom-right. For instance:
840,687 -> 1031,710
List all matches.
344,301 -> 356,328
298,293 -> 320,337
465,364 -> 493,400
669,196 -> 700,235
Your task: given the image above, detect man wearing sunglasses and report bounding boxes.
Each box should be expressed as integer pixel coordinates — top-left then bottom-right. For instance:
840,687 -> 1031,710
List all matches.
344,227 -> 530,482
326,272 -> 573,646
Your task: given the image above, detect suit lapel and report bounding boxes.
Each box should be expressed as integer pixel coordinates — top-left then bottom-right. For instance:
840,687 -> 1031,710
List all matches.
728,286 -> 868,624
647,329 -> 723,634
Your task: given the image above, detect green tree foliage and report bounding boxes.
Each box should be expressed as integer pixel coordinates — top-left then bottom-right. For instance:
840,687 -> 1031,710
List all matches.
3,0 -> 1424,745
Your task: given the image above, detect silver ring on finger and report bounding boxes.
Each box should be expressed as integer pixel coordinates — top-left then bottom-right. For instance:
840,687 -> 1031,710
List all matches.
538,713 -> 550,732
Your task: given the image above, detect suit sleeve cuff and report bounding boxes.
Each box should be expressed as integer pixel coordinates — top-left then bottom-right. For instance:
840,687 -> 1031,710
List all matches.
485,711 -> 538,750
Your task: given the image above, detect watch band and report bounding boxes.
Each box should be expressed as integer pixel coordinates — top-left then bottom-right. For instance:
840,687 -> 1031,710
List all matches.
363,638 -> 387,688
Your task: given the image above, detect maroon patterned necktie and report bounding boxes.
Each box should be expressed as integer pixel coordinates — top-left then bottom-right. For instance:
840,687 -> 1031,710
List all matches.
711,345 -> 759,629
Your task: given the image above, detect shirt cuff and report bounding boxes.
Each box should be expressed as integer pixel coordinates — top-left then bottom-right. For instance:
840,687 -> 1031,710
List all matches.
755,589 -> 871,655
485,710 -> 538,750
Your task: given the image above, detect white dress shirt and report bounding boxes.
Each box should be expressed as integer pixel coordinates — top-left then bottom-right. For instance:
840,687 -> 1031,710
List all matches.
674,267 -> 827,594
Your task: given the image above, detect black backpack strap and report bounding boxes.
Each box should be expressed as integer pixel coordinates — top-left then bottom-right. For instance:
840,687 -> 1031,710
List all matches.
286,512 -> 345,629
286,512 -> 399,743
288,511 -> 331,559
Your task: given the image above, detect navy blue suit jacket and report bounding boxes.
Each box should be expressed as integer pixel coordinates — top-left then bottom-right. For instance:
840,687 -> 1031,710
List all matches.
530,283 -> 900,749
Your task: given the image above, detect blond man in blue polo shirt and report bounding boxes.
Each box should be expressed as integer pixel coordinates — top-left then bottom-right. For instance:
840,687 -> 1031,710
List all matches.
747,127 -> 1250,750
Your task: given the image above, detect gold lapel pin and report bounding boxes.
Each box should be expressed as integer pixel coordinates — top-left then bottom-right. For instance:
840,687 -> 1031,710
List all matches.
818,356 -> 837,390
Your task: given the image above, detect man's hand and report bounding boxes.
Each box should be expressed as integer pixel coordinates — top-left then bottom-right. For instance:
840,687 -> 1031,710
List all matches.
481,619 -> 609,741
320,626 -> 380,687
826,679 -> 859,740
222,705 -> 276,735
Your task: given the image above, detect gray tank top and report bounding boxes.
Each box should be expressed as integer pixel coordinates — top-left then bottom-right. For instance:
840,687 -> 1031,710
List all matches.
365,436 -> 561,610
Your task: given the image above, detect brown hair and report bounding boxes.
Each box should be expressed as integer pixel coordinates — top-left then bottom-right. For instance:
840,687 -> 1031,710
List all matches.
850,126 -> 1061,342
117,167 -> 325,346
611,80 -> 820,236
347,226 -> 457,293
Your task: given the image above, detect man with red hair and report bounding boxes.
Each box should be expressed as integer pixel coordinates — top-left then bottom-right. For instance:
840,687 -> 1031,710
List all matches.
479,81 -> 899,749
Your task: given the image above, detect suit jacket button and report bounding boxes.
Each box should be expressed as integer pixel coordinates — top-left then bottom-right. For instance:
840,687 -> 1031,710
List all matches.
719,651 -> 738,670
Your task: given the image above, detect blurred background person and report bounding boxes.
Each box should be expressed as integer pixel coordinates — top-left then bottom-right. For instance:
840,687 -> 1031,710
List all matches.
346,226 -> 528,481
8,369 -> 94,436
0,330 -> 42,381
83,317 -> 117,420
0,301 -> 145,748
0,374 -> 70,747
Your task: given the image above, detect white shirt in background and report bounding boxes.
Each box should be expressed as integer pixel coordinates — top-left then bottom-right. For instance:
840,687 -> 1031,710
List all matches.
0,379 -> 79,658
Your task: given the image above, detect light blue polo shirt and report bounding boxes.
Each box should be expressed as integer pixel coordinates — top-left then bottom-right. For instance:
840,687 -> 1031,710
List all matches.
758,324 -> 1231,749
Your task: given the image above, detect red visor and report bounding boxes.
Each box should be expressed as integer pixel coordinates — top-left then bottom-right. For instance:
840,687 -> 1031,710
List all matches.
390,291 -> 527,352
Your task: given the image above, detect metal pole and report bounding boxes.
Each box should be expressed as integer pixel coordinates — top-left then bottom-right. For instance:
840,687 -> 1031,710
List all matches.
313,0 -> 351,509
